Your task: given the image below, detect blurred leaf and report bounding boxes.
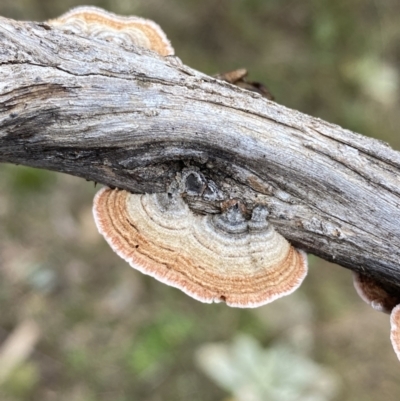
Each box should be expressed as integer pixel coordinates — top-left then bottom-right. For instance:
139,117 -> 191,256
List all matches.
195,334 -> 340,401
342,57 -> 398,105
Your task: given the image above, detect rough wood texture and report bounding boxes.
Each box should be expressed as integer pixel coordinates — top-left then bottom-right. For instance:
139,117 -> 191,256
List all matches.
1,16 -> 400,295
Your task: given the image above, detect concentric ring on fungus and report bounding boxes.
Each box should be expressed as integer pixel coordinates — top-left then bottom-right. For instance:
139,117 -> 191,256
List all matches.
48,6 -> 174,56
93,188 -> 308,307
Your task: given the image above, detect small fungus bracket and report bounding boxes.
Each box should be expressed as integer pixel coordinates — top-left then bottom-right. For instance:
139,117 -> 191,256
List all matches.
390,305 -> 400,361
353,272 -> 400,314
214,68 -> 274,100
353,272 -> 400,361
48,6 -> 174,56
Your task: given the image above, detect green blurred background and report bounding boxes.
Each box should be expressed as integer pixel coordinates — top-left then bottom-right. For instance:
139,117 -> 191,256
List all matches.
1,0 -> 400,400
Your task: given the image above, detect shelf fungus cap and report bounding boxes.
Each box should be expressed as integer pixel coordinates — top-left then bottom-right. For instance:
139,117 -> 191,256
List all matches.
48,6 -> 174,56
390,305 -> 400,361
353,272 -> 400,313
354,273 -> 400,362
93,188 -> 308,307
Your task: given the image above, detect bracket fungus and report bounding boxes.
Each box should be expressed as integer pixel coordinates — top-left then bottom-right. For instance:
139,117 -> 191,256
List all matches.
93,187 -> 308,307
353,272 -> 400,361
352,272 -> 400,314
390,305 -> 400,361
215,68 -> 274,100
48,6 -> 174,56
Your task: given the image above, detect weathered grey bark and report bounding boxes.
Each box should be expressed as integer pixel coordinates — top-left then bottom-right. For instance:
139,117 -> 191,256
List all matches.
1,16 -> 400,295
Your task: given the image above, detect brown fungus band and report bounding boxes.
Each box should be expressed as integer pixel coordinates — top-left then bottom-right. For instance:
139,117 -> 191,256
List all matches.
93,188 -> 308,307
353,272 -> 400,361
48,6 -> 174,56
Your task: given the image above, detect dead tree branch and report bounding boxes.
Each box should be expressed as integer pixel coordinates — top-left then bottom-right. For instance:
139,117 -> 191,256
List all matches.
1,16 -> 400,294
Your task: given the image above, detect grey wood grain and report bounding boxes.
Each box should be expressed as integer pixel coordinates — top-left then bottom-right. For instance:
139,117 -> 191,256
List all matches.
1,17 -> 400,296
